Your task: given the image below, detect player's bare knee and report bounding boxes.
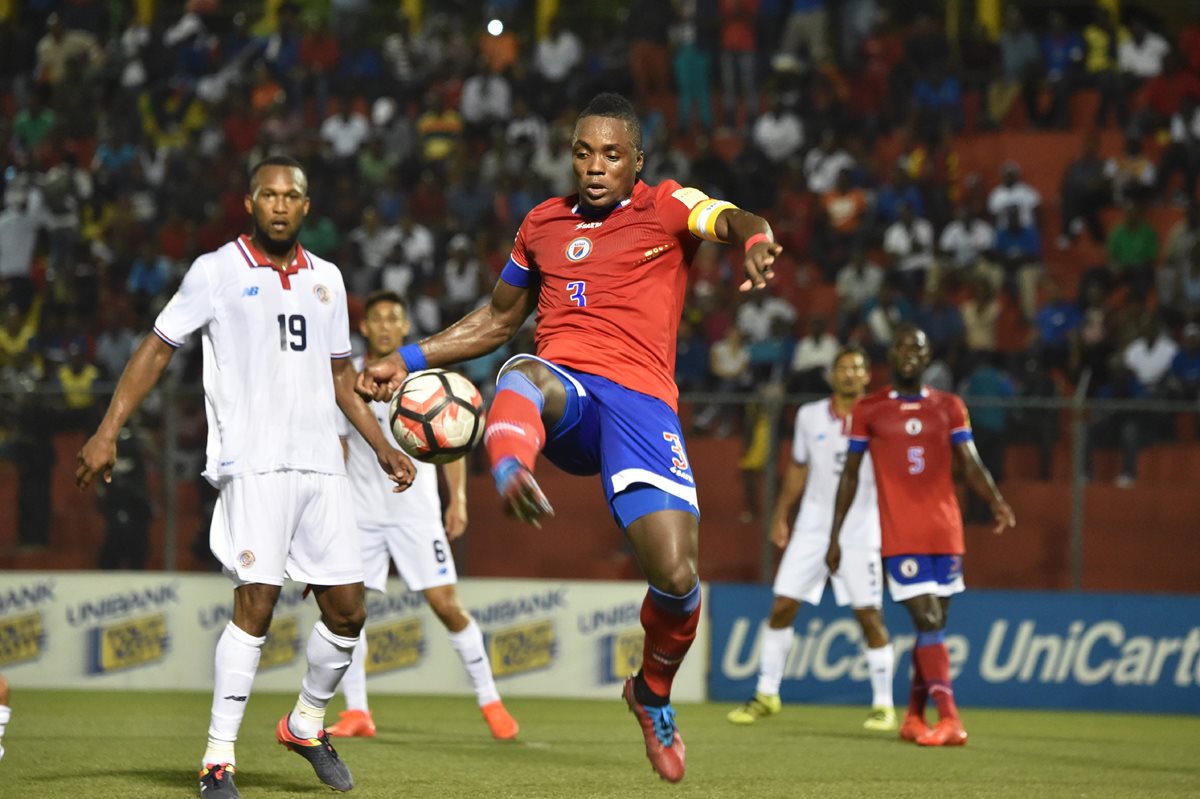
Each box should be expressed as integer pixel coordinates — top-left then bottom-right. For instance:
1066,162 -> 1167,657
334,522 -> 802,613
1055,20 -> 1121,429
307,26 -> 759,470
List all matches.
768,597 -> 801,628
322,603 -> 366,638
425,588 -> 468,630
856,609 -> 889,647
233,583 -> 280,636
651,563 -> 698,598
0,672 -> 8,705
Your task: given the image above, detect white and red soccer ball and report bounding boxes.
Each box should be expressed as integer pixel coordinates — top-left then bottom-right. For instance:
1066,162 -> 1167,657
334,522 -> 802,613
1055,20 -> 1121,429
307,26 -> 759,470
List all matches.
389,369 -> 486,464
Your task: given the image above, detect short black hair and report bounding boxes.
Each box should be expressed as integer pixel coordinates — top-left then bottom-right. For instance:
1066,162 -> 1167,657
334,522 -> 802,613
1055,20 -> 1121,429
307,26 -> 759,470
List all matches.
364,290 -> 407,316
249,156 -> 307,192
576,92 -> 642,151
833,344 -> 868,369
892,323 -> 929,347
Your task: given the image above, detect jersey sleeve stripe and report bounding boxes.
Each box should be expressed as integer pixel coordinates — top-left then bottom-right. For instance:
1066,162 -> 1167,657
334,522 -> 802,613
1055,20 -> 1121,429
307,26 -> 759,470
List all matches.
153,326 -> 182,348
687,199 -> 736,242
331,350 -> 353,359
950,429 -> 973,444
847,438 -> 869,453
500,255 -> 532,287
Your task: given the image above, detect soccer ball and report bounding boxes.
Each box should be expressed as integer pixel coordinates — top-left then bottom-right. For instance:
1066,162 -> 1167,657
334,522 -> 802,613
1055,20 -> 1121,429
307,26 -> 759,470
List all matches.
389,369 -> 486,464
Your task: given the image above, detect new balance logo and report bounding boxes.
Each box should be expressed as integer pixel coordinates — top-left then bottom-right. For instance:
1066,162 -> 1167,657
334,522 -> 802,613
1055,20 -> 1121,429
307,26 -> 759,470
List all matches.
468,657 -> 485,664
242,286 -> 259,297
224,695 -> 248,702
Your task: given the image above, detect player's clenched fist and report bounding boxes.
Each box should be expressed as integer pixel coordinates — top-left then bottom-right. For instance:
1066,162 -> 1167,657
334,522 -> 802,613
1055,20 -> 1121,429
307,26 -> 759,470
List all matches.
356,351 -> 408,402
76,434 -> 117,489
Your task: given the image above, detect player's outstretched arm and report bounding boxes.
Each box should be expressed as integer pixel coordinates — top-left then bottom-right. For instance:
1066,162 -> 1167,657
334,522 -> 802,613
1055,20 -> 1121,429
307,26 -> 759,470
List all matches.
826,449 -> 866,573
712,208 -> 783,292
955,440 -> 1016,534
334,357 -> 416,492
441,457 -> 468,540
76,334 -> 175,490
356,280 -> 537,402
769,462 -> 809,549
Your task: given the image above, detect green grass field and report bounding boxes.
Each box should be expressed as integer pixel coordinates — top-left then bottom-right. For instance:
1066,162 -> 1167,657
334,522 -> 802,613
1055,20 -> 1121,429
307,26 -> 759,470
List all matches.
7,690 -> 1200,798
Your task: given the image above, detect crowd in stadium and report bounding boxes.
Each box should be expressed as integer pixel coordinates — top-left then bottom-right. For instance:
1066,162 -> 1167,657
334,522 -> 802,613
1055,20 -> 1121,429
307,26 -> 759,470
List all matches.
2,0 -> 1200,503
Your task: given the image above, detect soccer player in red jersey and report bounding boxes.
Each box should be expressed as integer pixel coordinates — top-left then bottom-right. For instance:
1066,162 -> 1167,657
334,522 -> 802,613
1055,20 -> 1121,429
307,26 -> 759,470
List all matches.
826,325 -> 1015,747
358,93 -> 781,782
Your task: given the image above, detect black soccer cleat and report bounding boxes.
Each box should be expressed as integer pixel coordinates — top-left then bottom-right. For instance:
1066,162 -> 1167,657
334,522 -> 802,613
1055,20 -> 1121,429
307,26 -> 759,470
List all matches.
276,715 -> 355,792
198,762 -> 240,798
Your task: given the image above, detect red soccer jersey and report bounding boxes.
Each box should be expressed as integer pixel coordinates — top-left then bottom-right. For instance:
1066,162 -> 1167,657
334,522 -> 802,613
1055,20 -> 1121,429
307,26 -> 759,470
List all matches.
504,179 -> 725,409
848,386 -> 972,557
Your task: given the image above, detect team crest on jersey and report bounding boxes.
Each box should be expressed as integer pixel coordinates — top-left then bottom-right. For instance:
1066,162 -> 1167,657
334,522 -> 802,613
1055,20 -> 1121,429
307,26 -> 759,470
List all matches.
565,237 -> 593,262
238,550 -> 255,568
313,284 -> 332,304
899,558 -> 919,578
905,418 -> 923,436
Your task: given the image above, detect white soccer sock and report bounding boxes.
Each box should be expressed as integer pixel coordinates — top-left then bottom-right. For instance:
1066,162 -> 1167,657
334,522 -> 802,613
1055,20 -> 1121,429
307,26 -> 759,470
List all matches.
866,644 -> 896,709
290,620 -> 358,738
340,632 -> 370,713
0,704 -> 7,762
756,625 -> 795,697
203,622 -> 265,766
448,618 -> 500,706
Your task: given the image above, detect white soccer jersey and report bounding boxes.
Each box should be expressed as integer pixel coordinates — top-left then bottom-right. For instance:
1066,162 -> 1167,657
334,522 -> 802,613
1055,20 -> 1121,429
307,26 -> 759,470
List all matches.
153,235 -> 351,484
791,398 -> 880,549
338,356 -> 441,527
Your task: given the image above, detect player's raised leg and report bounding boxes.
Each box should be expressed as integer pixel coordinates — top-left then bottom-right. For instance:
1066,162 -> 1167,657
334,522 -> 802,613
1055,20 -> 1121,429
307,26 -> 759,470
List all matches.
484,361 -> 567,525
854,607 -> 897,731
905,595 -> 967,746
727,596 -> 795,724
200,583 -> 278,799
276,583 -> 364,791
622,505 -> 700,783
425,585 -> 519,739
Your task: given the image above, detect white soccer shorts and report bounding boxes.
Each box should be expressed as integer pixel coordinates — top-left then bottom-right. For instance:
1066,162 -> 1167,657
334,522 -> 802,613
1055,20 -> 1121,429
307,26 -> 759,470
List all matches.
358,521 -> 458,593
773,535 -> 883,609
210,471 -> 363,587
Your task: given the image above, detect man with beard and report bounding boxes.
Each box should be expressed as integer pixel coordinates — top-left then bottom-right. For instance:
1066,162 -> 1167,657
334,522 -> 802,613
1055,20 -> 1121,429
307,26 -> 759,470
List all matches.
76,156 -> 416,799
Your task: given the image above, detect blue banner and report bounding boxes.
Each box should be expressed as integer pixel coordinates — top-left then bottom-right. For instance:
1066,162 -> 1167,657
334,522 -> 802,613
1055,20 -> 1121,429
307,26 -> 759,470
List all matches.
708,584 -> 1200,713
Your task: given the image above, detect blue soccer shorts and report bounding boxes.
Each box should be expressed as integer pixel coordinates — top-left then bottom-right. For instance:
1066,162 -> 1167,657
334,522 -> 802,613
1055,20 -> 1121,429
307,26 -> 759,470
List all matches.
497,355 -> 699,528
884,554 -> 965,602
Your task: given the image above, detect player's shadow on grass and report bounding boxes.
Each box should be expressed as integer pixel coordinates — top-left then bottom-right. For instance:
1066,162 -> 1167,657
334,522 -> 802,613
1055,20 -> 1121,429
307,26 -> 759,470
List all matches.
30,767 -> 318,795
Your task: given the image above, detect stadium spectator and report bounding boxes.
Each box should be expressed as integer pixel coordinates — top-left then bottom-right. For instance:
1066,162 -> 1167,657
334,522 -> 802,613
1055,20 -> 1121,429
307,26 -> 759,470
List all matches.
960,353 -> 1014,521
718,0 -> 759,131
675,317 -> 711,394
96,424 -> 151,570
628,0 -> 674,106
0,300 -> 41,369
1081,7 -> 1122,128
1105,136 -> 1156,204
442,234 -> 485,320
904,12 -> 950,77
788,316 -> 838,393
381,15 -> 423,102
803,128 -> 855,194
917,283 -> 966,367
863,280 -> 914,354
912,61 -> 962,137
1032,277 -> 1082,374
460,60 -> 513,128
0,191 -> 44,310
55,343 -> 100,430
1138,53 -> 1200,135
1088,201 -> 1159,301
936,204 -> 995,291
961,275 -> 1001,354
535,16 -> 583,109
1012,357 -> 1062,481
1123,313 -> 1178,395
815,168 -> 869,279
873,162 -> 924,227
1158,98 -> 1200,203
987,161 -> 1040,230
780,0 -> 829,68
736,289 -> 797,343
1160,203 -> 1200,321
12,89 -> 56,154
990,7 -> 1040,129
882,200 -> 935,299
671,1 -> 715,136
416,89 -> 464,163
1059,131 -> 1111,248
1085,358 -> 1146,488
752,95 -> 804,164
35,12 -> 102,86
94,309 -> 137,381
1167,323 -> 1200,401
992,205 -> 1043,321
835,249 -> 884,336
1039,12 -> 1084,130
1116,18 -> 1170,132
299,19 -> 341,120
697,324 -> 752,436
959,22 -> 1000,131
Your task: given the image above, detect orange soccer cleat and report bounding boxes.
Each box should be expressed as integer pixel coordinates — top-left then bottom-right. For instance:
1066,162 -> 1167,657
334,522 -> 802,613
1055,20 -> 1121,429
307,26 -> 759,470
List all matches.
326,709 -> 376,738
481,701 -> 520,740
916,717 -> 969,747
899,713 -> 930,743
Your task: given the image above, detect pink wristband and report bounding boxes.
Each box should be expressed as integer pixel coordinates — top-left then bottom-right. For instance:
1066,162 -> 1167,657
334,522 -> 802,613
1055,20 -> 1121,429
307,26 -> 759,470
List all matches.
744,233 -> 771,252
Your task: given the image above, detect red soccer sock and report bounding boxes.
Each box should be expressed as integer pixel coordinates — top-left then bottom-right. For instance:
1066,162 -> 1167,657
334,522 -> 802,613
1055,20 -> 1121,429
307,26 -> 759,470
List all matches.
914,642 -> 959,721
908,656 -> 928,719
484,388 -> 546,474
638,587 -> 701,702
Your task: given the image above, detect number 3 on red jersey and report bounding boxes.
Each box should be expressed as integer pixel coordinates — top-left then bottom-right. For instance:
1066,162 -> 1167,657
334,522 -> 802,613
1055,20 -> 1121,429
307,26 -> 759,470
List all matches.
663,432 -> 689,470
566,281 -> 586,307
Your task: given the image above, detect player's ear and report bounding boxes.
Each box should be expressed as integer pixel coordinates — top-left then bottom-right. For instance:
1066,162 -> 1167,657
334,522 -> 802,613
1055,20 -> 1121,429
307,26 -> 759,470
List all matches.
358,318 -> 369,337
635,149 -> 644,174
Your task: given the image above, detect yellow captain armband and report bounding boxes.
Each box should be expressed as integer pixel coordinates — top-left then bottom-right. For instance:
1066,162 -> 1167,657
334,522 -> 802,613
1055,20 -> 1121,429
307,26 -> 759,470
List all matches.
687,198 -> 738,243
